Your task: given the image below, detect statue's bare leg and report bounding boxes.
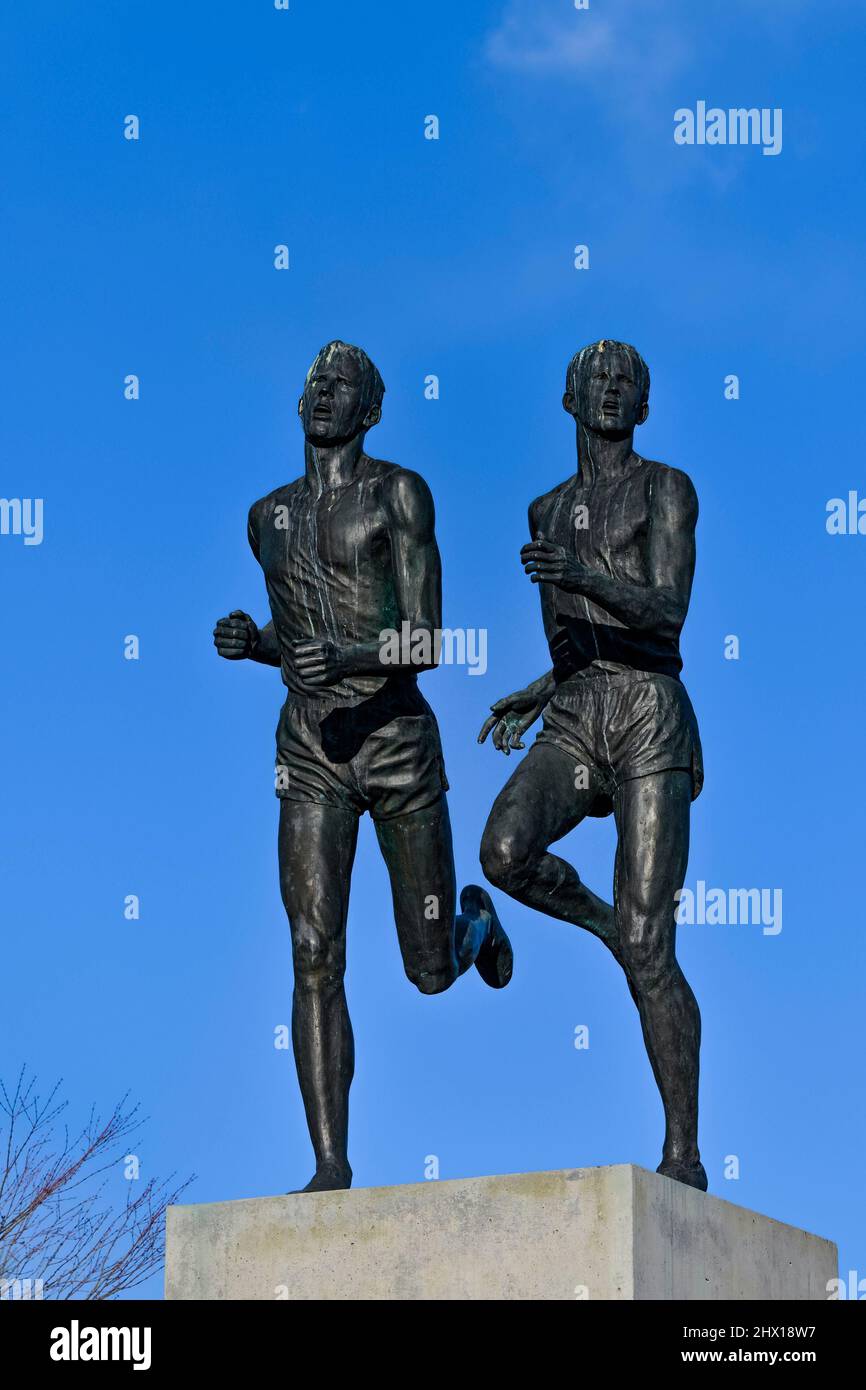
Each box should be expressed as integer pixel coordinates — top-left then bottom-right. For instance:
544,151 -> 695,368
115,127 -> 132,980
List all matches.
480,743 -> 620,955
278,800 -> 359,1193
375,794 -> 513,994
481,748 -> 704,1188
613,770 -> 705,1188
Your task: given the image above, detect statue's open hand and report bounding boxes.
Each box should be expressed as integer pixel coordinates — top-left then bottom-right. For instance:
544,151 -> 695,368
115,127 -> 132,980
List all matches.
520,538 -> 586,592
214,610 -> 259,660
478,688 -> 548,755
292,639 -> 348,687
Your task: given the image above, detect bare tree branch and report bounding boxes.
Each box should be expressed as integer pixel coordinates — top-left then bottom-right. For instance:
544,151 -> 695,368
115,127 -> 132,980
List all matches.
0,1068 -> 194,1299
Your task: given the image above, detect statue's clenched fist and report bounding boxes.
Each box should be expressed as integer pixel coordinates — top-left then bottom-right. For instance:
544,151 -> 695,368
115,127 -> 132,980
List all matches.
213,610 -> 259,660
520,537 -> 587,592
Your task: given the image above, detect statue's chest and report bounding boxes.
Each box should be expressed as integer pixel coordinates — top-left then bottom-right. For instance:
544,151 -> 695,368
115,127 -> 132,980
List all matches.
267,487 -> 388,578
550,474 -> 650,562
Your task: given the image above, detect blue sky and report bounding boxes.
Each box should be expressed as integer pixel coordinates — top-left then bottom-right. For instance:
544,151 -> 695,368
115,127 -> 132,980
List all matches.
3,0 -> 865,1299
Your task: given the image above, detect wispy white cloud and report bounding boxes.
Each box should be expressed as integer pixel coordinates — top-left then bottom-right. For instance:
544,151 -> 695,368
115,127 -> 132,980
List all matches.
483,0 -> 691,85
484,7 -> 616,75
483,0 -> 843,85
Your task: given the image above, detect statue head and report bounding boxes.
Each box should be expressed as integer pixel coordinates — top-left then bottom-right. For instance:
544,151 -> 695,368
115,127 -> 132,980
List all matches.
563,339 -> 650,438
299,340 -> 385,445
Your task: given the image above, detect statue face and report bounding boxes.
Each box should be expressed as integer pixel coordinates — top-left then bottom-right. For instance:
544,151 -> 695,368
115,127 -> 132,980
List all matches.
567,346 -> 647,437
300,349 -> 376,444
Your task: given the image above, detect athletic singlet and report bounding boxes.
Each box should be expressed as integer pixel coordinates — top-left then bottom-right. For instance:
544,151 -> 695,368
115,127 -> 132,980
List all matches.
532,458 -> 684,681
248,456 -> 417,705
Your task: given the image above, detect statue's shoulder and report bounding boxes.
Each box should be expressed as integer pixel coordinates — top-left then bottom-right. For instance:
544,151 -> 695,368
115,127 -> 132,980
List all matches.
362,455 -> 401,486
366,456 -> 425,488
248,477 -> 304,524
528,477 -> 573,534
369,458 -> 435,517
643,459 -> 699,521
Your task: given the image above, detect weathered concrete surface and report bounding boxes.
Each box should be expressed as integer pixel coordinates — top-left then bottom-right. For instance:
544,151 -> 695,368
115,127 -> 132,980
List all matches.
165,1165 -> 837,1301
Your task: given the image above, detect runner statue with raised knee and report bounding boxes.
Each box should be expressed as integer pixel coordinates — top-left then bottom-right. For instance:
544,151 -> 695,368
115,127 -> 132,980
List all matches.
215,340 -> 512,1193
479,339 -> 706,1191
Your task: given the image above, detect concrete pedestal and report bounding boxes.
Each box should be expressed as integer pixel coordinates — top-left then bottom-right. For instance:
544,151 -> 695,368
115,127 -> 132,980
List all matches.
165,1164 -> 836,1301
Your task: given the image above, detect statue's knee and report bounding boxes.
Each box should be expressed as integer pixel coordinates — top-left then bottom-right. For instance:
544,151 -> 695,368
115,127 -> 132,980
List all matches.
480,822 -> 529,892
292,919 -> 342,984
619,914 -> 674,993
406,964 -> 452,996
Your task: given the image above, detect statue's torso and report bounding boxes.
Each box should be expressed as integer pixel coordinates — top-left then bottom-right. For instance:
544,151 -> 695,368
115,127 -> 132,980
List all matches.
250,456 -> 410,703
534,458 -> 684,681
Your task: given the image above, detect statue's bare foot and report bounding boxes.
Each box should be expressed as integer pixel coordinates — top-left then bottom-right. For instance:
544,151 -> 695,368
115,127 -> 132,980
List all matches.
460,884 -> 513,989
291,1160 -> 352,1194
656,1158 -> 708,1192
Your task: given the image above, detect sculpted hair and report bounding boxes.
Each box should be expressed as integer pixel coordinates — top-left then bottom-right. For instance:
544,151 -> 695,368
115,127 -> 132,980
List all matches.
566,339 -> 650,407
307,340 -> 386,415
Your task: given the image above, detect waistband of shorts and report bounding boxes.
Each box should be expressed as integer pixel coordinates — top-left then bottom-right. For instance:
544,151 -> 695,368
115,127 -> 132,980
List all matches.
555,666 -> 682,691
280,690 -> 364,713
280,683 -> 430,719
281,668 -> 419,700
